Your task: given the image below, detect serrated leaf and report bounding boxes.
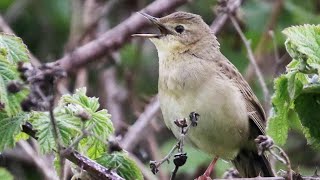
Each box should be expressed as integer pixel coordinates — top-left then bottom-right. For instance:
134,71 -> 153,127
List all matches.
31,111 -> 82,154
96,152 -> 143,180
294,93 -> 320,145
14,132 -> 29,142
267,75 -> 290,145
283,25 -> 320,62
0,33 -> 30,63
61,88 -> 114,159
0,113 -> 27,151
0,168 -> 13,180
0,56 -> 28,117
287,71 -> 304,101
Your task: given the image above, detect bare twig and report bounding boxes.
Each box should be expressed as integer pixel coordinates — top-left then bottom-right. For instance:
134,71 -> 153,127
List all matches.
210,0 -> 242,34
103,67 -> 128,131
18,141 -> 58,180
229,15 -> 270,102
58,0 -> 189,72
0,15 -> 41,66
48,95 -> 65,179
244,0 -> 284,83
147,132 -> 169,180
121,96 -> 160,151
151,112 -> 199,178
128,153 -> 158,180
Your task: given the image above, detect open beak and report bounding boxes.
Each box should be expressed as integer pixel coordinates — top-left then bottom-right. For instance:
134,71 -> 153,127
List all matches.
132,12 -> 172,38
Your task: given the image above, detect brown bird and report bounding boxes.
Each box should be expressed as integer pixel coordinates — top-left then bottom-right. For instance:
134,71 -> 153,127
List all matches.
133,11 -> 274,178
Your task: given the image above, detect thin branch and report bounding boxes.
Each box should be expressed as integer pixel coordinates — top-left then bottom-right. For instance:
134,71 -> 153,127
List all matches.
210,0 -> 242,34
244,0 -> 283,83
128,153 -> 158,180
58,0 -> 189,72
121,96 -> 160,151
48,96 -> 65,179
103,67 -> 128,131
229,15 -> 270,102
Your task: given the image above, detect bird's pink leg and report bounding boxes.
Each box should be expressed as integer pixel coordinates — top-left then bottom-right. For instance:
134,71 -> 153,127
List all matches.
204,156 -> 219,176
197,156 -> 219,179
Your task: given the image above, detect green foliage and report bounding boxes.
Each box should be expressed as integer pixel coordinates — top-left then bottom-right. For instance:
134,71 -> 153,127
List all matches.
61,88 -> 114,159
268,25 -> 320,146
96,152 -> 143,180
0,32 -> 140,177
267,75 -> 290,145
29,110 -> 82,153
0,33 -> 30,63
0,167 -> 14,180
0,113 -> 27,150
295,93 -> 320,145
30,88 -> 114,157
0,33 -> 29,151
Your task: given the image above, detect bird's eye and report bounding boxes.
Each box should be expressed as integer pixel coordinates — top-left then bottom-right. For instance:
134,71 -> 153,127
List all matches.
174,25 -> 184,34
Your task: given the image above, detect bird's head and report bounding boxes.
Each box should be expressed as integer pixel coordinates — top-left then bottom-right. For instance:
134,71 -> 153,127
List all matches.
133,12 -> 213,53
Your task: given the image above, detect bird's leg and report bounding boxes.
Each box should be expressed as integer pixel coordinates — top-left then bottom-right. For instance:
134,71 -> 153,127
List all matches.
204,156 -> 219,177
197,156 -> 219,180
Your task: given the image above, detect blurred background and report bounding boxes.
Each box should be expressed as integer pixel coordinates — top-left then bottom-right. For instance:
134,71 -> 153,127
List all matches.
0,0 -> 320,179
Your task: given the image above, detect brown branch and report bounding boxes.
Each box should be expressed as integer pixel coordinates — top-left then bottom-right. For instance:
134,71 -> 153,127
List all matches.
210,0 -> 242,34
229,15 -> 270,102
121,96 -> 160,152
58,0 -> 189,72
21,123 -> 124,180
244,0 -> 284,83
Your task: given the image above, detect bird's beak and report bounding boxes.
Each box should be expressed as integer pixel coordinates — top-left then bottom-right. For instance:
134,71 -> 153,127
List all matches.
132,12 -> 172,38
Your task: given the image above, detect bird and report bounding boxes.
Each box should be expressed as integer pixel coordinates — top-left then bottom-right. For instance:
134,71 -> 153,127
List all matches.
133,11 -> 274,178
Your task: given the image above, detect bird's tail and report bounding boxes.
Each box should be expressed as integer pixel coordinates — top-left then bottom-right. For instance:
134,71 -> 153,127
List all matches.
232,149 -> 275,177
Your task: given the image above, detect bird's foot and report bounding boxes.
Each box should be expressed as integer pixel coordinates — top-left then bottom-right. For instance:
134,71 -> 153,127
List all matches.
222,168 -> 241,179
255,135 -> 274,155
195,175 -> 212,180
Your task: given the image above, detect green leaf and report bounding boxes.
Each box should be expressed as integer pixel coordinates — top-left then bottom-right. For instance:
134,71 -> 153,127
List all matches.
294,93 -> 320,145
96,152 -> 143,180
0,55 -> 28,117
0,168 -> 13,180
267,75 -> 290,145
61,88 -> 114,159
30,110 -> 82,154
0,113 -> 27,151
0,33 -> 30,63
287,71 -> 304,100
283,25 -> 320,63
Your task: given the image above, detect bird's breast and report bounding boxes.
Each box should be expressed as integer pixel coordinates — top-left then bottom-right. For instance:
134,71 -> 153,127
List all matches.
158,57 -> 249,159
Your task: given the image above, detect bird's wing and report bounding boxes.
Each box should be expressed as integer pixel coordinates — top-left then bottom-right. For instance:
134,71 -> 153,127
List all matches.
218,59 -> 267,135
